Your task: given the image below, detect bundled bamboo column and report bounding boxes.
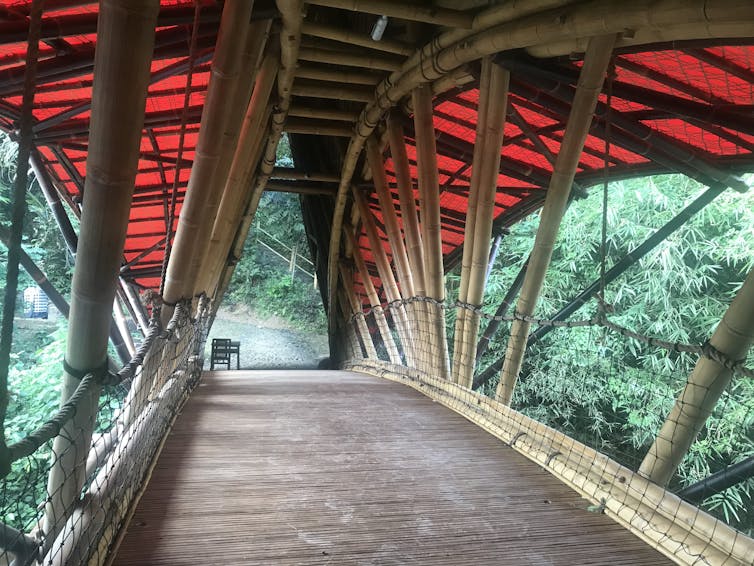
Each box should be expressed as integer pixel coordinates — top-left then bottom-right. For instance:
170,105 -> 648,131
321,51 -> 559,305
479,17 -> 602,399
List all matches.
193,20 -> 272,296
412,85 -> 451,380
346,229 -> 401,364
365,137 -> 418,363
161,0 -> 254,323
43,0 -> 159,546
452,58 -> 509,388
339,264 -> 378,359
639,268 -> 754,485
203,50 -> 278,298
352,186 -> 416,366
495,34 -> 617,405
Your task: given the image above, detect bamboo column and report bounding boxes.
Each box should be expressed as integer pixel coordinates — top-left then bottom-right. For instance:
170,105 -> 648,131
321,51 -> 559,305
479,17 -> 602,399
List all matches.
43,0 -> 159,547
639,268 -> 754,486
452,58 -> 509,388
352,186 -> 416,366
346,229 -> 401,364
495,34 -> 617,405
337,288 -> 363,359
161,0 -> 254,323
412,84 -> 451,380
339,264 -> 378,360
203,50 -> 278,298
365,137 -> 418,363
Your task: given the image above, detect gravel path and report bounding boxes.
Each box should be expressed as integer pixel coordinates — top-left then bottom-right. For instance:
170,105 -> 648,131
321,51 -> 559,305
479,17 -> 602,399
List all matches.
205,307 -> 329,370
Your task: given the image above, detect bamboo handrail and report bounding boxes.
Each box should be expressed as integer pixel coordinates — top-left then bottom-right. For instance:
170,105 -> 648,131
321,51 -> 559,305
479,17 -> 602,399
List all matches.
639,268 -> 754,485
161,0 -> 255,322
453,59 -> 509,388
495,34 -> 618,405
42,0 -> 160,549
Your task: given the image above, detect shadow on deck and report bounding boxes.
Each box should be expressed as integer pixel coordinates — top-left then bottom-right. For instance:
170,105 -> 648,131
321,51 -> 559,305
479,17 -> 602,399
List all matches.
112,370 -> 671,565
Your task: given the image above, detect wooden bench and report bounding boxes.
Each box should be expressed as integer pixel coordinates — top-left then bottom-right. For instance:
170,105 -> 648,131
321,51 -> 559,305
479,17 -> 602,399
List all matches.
210,338 -> 240,370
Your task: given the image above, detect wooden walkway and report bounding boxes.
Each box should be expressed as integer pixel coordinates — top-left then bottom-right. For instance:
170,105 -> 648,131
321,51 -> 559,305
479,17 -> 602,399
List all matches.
112,370 -> 671,565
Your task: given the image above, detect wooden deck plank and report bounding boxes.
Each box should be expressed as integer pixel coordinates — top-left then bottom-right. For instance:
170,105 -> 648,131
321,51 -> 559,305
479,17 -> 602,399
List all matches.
112,370 -> 672,565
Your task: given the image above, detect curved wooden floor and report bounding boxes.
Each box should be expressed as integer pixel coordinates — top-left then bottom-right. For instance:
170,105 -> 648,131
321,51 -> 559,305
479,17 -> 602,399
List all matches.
112,370 -> 671,565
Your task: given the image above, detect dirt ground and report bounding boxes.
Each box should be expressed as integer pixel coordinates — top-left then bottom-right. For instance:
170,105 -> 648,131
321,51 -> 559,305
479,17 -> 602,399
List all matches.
205,305 -> 329,370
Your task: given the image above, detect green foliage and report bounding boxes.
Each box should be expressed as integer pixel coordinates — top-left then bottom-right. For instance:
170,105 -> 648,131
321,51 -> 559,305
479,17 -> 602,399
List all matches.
474,174 -> 754,532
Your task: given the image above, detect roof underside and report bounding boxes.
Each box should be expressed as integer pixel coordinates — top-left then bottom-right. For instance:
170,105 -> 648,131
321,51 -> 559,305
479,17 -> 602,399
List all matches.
1,1 -> 752,302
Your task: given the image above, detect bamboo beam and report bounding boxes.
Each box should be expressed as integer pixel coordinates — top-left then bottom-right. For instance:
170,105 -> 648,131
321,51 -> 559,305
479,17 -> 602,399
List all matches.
301,21 -> 412,56
298,47 -> 402,72
30,150 -> 77,254
112,297 -> 135,357
352,186 -> 415,366
291,81 -> 373,102
306,0 -> 473,29
271,168 -> 340,182
202,51 -> 278,298
161,0 -> 255,322
339,264 -> 378,359
495,34 -> 618,405
346,229 -> 401,364
639,268 -> 754,486
265,181 -> 337,196
42,0 -> 159,548
285,118 -> 353,137
295,65 -> 383,86
413,85 -> 451,380
120,278 -> 149,335
288,105 -> 359,122
453,59 -> 509,388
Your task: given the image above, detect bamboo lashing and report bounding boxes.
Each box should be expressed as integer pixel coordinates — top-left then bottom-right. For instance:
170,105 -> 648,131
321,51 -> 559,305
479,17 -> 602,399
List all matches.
639,267 -> 754,485
412,85 -> 451,380
453,59 -> 509,388
495,34 -> 618,405
43,0 -> 160,548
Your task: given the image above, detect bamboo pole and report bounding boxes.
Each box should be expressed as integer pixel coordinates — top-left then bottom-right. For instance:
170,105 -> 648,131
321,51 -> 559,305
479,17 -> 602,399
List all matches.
161,0 -> 255,323
346,229 -> 401,364
291,82 -> 373,102
203,51 -> 278,297
301,21 -> 412,56
295,66 -> 382,86
306,0 -> 473,29
285,118 -> 354,137
191,19 -> 271,296
42,0 -> 159,548
412,84 -> 451,380
288,105 -> 360,122
297,47 -> 401,72
121,279 -> 149,335
352,186 -> 416,366
112,296 -> 135,357
30,150 -> 77,255
337,288 -> 362,359
639,268 -> 754,486
495,34 -> 617,405
453,59 -> 509,388
339,264 -> 378,359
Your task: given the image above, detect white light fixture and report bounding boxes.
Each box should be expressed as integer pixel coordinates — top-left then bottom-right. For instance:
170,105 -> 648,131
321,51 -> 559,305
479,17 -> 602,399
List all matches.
371,15 -> 388,41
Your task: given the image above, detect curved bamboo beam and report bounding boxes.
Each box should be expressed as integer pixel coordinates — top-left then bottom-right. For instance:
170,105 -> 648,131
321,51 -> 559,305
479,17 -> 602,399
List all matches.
42,0 -> 160,547
324,0 -> 754,346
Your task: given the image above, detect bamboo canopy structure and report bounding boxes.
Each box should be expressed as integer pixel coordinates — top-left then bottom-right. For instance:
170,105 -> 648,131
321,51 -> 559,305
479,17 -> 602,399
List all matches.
1,1 -> 754,564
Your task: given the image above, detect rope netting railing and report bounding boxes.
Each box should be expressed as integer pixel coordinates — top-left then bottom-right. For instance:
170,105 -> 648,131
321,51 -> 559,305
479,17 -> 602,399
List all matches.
338,294 -> 754,564
0,296 -> 211,566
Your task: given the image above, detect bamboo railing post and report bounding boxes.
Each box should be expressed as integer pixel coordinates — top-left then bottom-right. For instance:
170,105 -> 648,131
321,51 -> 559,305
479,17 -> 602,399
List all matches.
339,264 -> 378,360
161,0 -> 255,323
453,58 -> 509,388
42,0 -> 159,547
346,229 -> 401,364
495,34 -> 618,405
639,268 -> 754,486
352,186 -> 416,366
412,84 -> 451,380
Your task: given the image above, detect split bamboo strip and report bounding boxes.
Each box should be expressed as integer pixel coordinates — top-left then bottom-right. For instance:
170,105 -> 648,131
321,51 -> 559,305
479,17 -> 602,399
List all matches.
495,34 -> 617,405
340,264 -> 378,359
161,0 -> 255,323
639,268 -> 754,486
301,21 -> 412,56
413,85 -> 450,380
202,51 -> 278,297
324,0 -> 754,338
347,229 -> 401,364
352,186 -> 416,367
42,0 -> 160,549
298,47 -> 402,72
192,19 -> 271,296
455,60 -> 509,388
306,0 -> 473,29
